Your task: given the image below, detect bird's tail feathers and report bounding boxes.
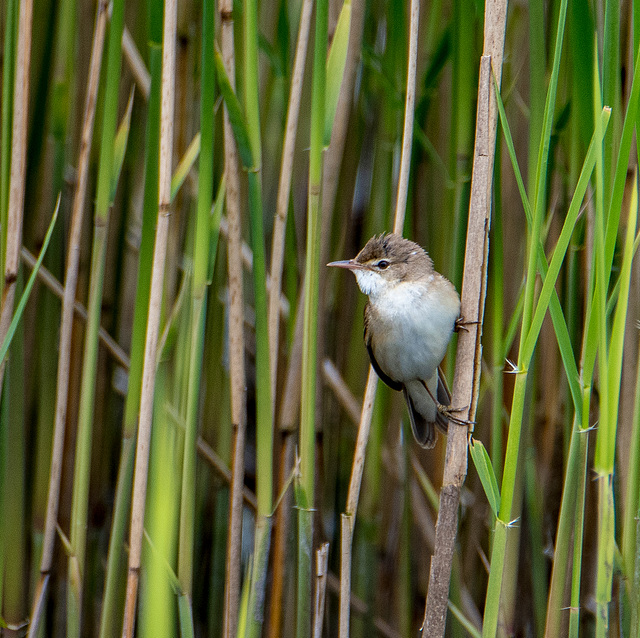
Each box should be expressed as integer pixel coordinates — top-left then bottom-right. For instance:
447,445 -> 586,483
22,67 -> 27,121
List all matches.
403,386 -> 438,449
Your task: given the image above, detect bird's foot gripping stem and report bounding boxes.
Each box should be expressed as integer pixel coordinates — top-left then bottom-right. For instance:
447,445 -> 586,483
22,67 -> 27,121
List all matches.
420,379 -> 474,428
436,403 -> 474,427
454,316 -> 480,333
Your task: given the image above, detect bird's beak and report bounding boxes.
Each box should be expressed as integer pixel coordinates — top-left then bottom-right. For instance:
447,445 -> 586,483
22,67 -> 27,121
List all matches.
327,259 -> 366,270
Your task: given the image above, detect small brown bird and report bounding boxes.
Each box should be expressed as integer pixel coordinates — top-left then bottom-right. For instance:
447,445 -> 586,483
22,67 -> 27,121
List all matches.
328,233 -> 461,448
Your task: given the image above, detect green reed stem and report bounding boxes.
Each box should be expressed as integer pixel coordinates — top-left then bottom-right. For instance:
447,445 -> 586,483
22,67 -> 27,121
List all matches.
595,168 -> 637,638
602,0 -> 620,202
567,416 -> 589,638
177,0 -> 215,611
298,0 -> 327,633
450,0 -> 476,289
2,270 -> 25,629
483,3 -> 568,634
246,166 -> 273,636
0,0 -> 17,265
624,315 -> 640,628
122,0 -> 177,630
544,412 -> 588,637
237,0 -> 273,630
593,39 -> 640,637
527,0 -> 545,196
490,140 -> 504,489
31,0 -> 73,598
98,8 -> 163,635
66,0 -> 124,633
138,381 -> 179,638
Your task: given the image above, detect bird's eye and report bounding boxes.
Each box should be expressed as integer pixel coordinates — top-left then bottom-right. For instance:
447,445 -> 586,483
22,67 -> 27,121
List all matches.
376,260 -> 390,270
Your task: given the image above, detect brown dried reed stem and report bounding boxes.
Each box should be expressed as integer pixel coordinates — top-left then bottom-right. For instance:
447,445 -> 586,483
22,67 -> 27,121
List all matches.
219,2 -> 247,636
267,289 -> 304,638
313,542 -> 330,638
267,0 -> 313,405
26,7 -> 109,626
121,0 -> 177,633
4,0 -> 39,633
264,5 -> 313,631
122,27 -> 151,99
21,246 -> 129,370
0,0 -> 33,393
422,0 -> 507,634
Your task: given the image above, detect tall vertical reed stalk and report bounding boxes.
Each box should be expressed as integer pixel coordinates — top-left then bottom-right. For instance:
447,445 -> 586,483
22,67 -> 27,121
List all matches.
481,1 -> 568,633
243,0 -> 274,630
122,0 -> 177,633
66,1 -> 125,632
219,0 -> 246,633
424,0 -> 507,632
31,0 -> 74,603
268,0 -> 313,407
266,6 -> 313,632
176,0 -> 215,626
297,0 -> 328,632
28,4 -> 108,635
0,0 -> 32,392
592,33 -> 640,638
1,0 -> 33,632
1,199 -> 59,634
98,1 -> 162,634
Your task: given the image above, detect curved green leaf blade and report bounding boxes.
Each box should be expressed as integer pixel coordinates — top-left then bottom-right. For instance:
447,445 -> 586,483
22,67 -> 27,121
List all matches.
208,176 -> 226,283
110,87 -> 135,203
171,132 -> 201,203
214,47 -> 254,169
324,0 -> 351,146
0,196 -> 60,365
470,437 -> 501,518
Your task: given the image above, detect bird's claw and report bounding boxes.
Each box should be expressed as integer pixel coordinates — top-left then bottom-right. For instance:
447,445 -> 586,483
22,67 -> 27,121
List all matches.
454,316 -> 480,333
436,403 -> 474,427
419,378 -> 475,427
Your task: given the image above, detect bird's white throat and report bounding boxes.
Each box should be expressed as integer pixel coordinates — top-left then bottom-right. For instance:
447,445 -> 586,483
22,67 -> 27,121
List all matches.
354,269 -> 385,297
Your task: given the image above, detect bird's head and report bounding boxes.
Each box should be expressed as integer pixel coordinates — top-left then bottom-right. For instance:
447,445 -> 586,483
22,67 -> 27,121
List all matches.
327,233 -> 434,297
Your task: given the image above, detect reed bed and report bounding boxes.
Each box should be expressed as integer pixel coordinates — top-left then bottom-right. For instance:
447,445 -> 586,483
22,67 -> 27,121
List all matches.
1,0 -> 640,636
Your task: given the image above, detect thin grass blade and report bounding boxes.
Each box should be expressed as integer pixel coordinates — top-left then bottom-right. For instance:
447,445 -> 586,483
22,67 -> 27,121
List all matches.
324,0 -> 351,146
0,196 -> 59,364
469,438 -> 501,518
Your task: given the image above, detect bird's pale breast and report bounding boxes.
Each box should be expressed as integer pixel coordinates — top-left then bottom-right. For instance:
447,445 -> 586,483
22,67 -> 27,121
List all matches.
368,278 -> 459,383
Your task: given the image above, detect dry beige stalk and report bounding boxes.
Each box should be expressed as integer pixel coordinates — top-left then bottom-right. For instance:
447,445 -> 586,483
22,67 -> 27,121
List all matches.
313,542 -> 330,638
267,290 -> 304,638
422,0 -> 508,634
322,358 -> 362,425
267,0 -> 314,407
219,2 -> 247,636
121,0 -> 178,634
0,0 -> 33,396
122,27 -> 151,99
21,246 -> 129,370
338,369 -> 378,637
393,0 -> 420,236
28,3 -> 106,636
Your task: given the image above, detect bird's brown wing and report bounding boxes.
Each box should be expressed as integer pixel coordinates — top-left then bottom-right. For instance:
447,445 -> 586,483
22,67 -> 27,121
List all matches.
364,303 -> 402,392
